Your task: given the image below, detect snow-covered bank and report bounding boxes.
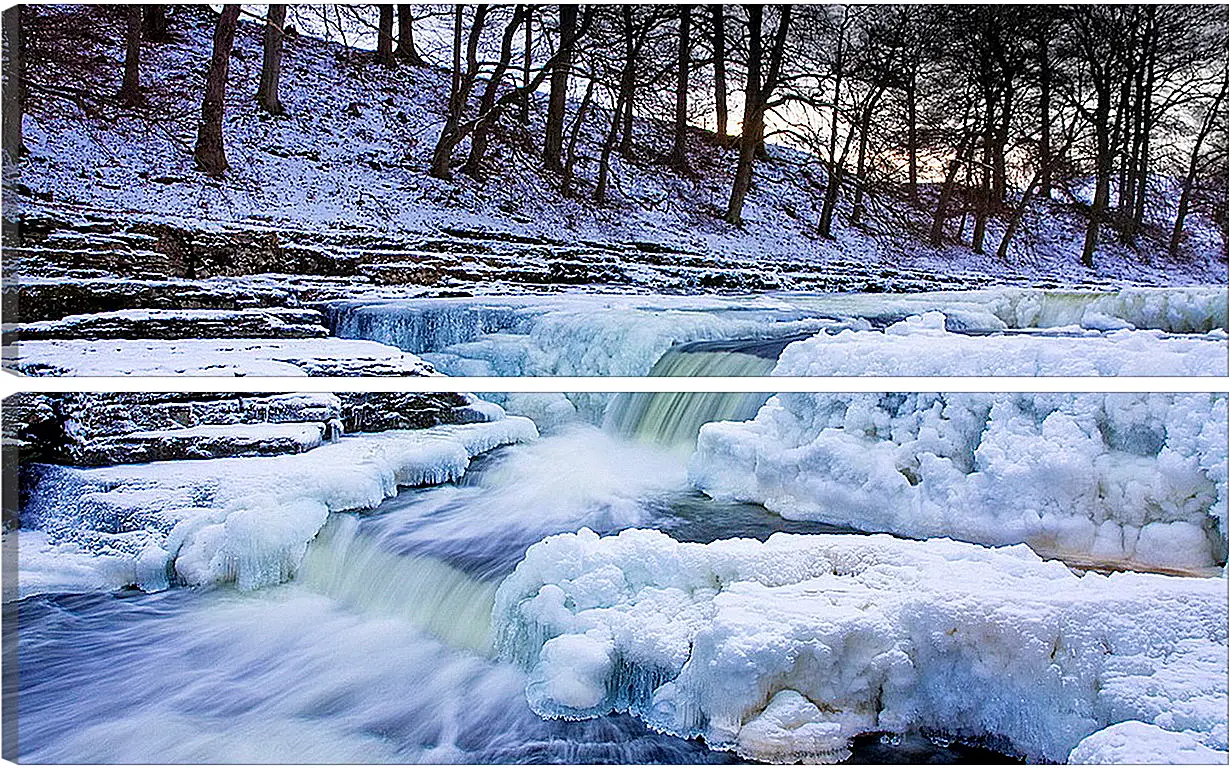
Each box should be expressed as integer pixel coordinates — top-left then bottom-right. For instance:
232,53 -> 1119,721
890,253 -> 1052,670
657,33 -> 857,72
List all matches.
15,417 -> 538,596
7,336 -> 434,376
494,528 -> 1228,763
691,392 -> 1228,573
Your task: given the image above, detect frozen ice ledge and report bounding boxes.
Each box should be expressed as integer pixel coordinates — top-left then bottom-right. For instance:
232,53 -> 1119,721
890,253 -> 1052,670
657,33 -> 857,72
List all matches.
323,288 -> 1228,386
692,392 -> 1228,574
493,528 -> 1228,764
14,416 -> 538,597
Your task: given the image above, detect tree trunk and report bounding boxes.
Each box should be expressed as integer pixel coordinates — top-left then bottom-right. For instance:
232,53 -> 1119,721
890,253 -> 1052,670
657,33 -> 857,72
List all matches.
194,5 -> 240,178
905,76 -> 918,203
1081,87 -> 1114,268
725,6 -> 762,226
519,5 -> 531,124
465,6 -> 526,177
725,5 -> 790,226
1170,78 -> 1227,255
396,5 -> 424,65
971,140 -> 991,253
377,5 -> 394,65
430,5 -> 490,178
1038,34 -> 1052,197
119,5 -> 142,106
670,6 -> 690,171
595,89 -> 627,204
929,132 -> 972,246
712,4 -> 728,145
257,4 -> 286,116
562,77 -> 596,197
849,92 -> 882,227
143,6 -> 168,42
544,4 -> 576,172
2,5 -> 22,163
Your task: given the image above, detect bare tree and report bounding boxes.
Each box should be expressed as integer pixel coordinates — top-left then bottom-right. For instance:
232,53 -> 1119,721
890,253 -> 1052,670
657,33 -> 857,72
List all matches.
2,5 -> 21,162
544,4 -> 577,172
726,5 -> 793,226
257,4 -> 287,115
1171,68 -> 1228,255
670,6 -> 691,171
193,5 -> 241,177
464,6 -> 529,176
119,5 -> 141,106
431,5 -> 490,178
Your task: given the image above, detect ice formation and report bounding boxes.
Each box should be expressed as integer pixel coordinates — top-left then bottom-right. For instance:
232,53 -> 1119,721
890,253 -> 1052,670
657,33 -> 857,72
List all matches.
493,528 -> 1228,764
770,311 -> 1227,376
16,417 -> 537,596
691,391 -> 1228,573
327,288 -> 1227,384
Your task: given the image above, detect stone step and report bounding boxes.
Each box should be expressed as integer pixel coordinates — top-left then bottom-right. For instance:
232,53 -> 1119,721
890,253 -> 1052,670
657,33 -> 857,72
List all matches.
8,307 -> 329,342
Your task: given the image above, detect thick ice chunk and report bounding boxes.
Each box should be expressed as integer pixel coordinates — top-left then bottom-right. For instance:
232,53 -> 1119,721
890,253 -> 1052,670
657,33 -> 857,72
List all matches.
494,528 -> 1228,763
18,418 -> 537,594
691,392 -> 1228,573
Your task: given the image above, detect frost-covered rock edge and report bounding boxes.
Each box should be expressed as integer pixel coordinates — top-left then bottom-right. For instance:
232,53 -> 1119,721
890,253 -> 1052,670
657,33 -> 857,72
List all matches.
15,415 -> 538,597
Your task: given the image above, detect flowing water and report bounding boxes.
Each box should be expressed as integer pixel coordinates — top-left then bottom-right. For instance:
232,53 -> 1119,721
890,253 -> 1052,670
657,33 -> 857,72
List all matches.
7,381 -> 1016,763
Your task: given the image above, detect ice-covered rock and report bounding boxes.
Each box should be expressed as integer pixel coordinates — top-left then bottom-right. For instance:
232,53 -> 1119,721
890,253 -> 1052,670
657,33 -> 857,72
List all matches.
9,307 -> 329,341
691,392 -> 1228,573
16,417 -> 538,596
493,528 -> 1228,763
7,337 -> 437,376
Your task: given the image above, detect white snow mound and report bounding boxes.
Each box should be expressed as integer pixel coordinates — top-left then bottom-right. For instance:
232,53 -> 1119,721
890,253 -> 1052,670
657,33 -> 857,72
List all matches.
493,528 -> 1228,764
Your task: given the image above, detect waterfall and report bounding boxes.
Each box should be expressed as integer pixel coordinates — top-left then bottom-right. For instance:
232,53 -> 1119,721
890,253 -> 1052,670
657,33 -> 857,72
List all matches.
602,335 -> 809,449
297,515 -> 500,653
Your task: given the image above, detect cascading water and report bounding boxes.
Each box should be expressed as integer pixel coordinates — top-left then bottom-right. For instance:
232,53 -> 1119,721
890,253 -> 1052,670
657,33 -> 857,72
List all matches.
603,335 -> 810,449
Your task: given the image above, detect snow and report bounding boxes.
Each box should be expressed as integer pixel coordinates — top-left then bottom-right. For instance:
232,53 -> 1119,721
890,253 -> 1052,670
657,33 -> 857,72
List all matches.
771,312 -> 1227,376
17,416 -> 538,595
493,527 -> 1228,764
1068,721 -> 1229,764
7,337 -> 436,376
691,392 -> 1228,573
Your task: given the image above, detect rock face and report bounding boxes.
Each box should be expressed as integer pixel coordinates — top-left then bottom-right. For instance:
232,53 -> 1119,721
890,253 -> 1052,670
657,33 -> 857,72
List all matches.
9,308 -> 329,341
3,391 -> 482,467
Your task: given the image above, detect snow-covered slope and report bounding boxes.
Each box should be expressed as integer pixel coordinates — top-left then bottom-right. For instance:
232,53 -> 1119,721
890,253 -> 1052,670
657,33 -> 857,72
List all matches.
8,5 -> 1226,287
494,528 -> 1228,763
